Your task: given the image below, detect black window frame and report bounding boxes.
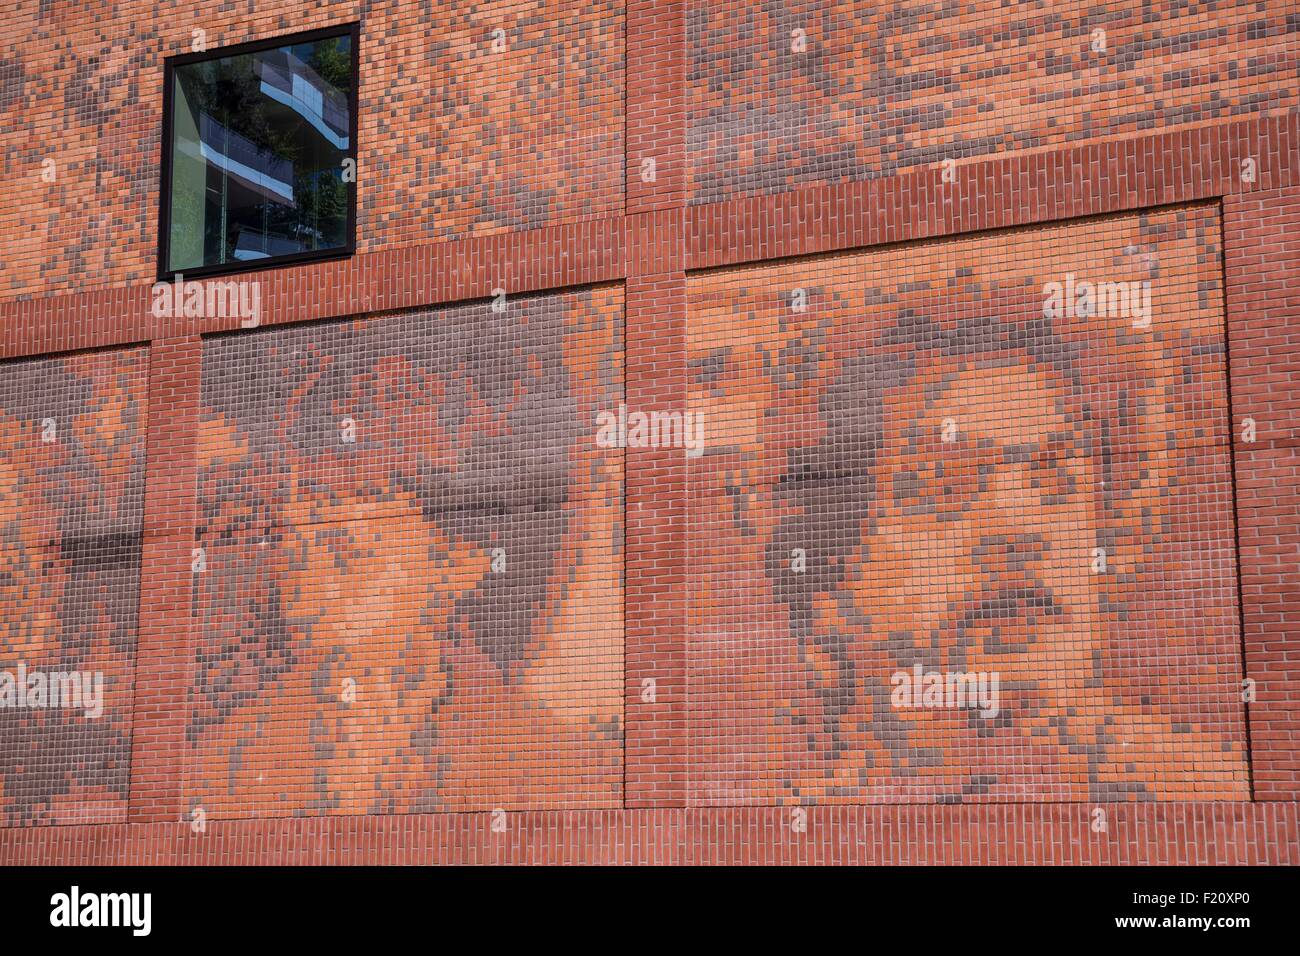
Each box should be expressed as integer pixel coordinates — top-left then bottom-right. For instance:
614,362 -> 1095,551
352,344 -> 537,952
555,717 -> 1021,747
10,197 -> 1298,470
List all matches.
156,22 -> 360,282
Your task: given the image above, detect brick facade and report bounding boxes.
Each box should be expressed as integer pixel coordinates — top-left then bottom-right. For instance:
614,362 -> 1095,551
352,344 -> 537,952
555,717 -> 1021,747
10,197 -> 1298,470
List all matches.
1,1 -> 1297,864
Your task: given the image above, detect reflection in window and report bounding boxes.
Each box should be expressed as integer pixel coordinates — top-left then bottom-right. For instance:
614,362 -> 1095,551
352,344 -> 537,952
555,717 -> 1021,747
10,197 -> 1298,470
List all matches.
163,29 -> 355,275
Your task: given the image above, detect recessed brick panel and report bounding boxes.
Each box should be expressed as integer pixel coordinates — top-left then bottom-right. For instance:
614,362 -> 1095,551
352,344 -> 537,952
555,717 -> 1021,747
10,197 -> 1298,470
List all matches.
0,346 -> 148,825
186,288 -> 623,817
686,203 -> 1249,804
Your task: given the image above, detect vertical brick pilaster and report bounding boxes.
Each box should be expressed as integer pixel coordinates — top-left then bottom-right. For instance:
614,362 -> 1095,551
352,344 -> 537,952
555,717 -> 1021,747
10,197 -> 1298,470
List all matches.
623,268 -> 687,808
626,0 -> 685,213
128,336 -> 202,823
1224,186 -> 1300,800
624,1 -> 689,808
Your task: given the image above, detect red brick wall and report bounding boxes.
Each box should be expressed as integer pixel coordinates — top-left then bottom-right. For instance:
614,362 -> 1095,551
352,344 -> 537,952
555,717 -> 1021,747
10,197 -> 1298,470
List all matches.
1,1 -> 1298,864
0,0 -> 624,301
688,0 -> 1299,204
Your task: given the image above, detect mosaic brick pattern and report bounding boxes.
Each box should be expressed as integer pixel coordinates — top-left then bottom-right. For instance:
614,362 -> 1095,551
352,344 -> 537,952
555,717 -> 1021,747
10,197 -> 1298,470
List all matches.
188,287 -> 624,817
0,347 -> 148,826
688,0 -> 1300,204
686,203 -> 1250,804
0,0 -> 623,300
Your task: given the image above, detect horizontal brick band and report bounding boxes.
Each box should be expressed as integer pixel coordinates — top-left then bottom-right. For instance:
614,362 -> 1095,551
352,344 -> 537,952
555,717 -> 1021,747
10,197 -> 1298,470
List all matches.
687,113 -> 1300,271
4,113 -> 1296,361
1,803 -> 1294,865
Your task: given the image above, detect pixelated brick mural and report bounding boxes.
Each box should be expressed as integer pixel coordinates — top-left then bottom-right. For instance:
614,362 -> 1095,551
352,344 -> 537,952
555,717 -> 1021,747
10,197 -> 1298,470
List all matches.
0,347 -> 148,826
0,0 -> 623,300
187,287 -> 623,817
688,0 -> 1300,204
686,202 -> 1250,804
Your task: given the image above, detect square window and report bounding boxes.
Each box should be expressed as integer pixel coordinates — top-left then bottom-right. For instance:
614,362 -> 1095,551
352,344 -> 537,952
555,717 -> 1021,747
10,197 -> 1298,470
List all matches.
158,25 -> 358,279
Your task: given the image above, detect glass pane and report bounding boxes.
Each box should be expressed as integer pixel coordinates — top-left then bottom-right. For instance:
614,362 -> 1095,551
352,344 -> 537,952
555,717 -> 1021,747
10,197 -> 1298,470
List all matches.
167,33 -> 353,273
